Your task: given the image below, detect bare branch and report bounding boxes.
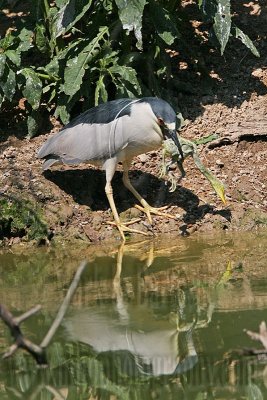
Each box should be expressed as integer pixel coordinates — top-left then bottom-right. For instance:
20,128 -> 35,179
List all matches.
0,260 -> 88,365
15,305 -> 42,325
0,303 -> 47,364
41,260 -> 88,348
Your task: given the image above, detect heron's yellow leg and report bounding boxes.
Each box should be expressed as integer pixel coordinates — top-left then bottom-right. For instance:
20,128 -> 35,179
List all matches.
105,182 -> 149,241
122,163 -> 176,225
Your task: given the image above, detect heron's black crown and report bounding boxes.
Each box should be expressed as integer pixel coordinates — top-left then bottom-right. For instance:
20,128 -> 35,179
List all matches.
139,97 -> 176,125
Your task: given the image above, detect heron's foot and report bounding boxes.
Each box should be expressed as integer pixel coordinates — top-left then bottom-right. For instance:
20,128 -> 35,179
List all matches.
107,218 -> 150,242
134,204 -> 176,224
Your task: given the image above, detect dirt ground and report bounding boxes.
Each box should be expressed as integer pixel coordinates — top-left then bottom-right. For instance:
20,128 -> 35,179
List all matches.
0,1 -> 267,246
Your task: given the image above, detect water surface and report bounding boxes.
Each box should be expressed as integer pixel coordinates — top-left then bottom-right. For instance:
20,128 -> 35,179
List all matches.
0,231 -> 267,399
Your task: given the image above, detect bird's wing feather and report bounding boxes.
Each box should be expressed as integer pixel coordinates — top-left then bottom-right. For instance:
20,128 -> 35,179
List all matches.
37,116 -> 130,163
65,98 -> 135,127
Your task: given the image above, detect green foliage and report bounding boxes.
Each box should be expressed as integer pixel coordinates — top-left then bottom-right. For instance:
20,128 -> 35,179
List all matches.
0,0 -> 260,137
213,0 -> 231,55
115,0 -> 147,50
0,196 -> 48,244
0,28 -> 32,104
199,0 -> 260,57
194,133 -> 219,145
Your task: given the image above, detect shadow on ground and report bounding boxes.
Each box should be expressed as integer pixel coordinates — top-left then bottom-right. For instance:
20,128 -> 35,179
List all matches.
44,168 -> 231,233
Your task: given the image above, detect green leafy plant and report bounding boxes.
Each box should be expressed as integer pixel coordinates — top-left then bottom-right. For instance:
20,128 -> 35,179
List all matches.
199,0 -> 260,56
0,0 -> 260,137
0,196 -> 48,243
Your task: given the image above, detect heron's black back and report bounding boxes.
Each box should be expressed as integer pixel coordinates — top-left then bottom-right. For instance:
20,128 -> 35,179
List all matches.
65,98 -> 136,128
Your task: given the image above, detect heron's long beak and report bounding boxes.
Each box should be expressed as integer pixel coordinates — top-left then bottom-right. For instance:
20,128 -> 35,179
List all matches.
169,129 -> 184,162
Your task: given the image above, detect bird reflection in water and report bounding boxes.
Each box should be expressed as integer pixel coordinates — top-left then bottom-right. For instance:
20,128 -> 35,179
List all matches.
64,241 -> 217,378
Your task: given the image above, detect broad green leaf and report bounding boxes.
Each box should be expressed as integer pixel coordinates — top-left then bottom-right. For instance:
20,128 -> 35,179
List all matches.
44,58 -> 60,77
213,0 -> 231,54
48,87 -> 57,103
53,0 -> 93,38
234,26 -> 260,57
42,37 -> 84,79
64,27 -> 108,97
5,50 -> 21,66
109,64 -> 141,95
17,28 -> 33,52
42,82 -> 57,104
20,68 -> 43,110
0,32 -> 14,51
55,104 -> 70,124
150,1 -> 180,45
0,54 -> 6,78
95,74 -> 108,105
35,23 -> 49,53
58,37 -> 84,60
0,66 -> 16,101
27,111 -> 40,139
115,0 -> 146,50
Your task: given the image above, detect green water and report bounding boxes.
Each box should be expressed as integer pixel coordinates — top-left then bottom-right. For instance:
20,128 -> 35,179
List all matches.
0,231 -> 267,399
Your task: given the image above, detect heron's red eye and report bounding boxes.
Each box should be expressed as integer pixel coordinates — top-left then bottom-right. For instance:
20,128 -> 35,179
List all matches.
158,117 -> 164,125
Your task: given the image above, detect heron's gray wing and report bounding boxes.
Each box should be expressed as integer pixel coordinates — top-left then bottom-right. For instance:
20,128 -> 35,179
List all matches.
37,117 -> 129,165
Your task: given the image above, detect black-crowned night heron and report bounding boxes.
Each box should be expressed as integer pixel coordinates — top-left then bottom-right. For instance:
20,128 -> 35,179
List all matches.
37,97 -> 183,241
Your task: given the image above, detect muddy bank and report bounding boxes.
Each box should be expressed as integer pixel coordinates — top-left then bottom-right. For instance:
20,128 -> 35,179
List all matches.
0,122 -> 266,246
1,2 -> 267,246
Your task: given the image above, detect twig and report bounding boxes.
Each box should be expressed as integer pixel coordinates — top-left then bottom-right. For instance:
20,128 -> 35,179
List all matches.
41,260 -> 88,348
15,305 -> 42,325
0,260 -> 88,365
0,304 -> 46,364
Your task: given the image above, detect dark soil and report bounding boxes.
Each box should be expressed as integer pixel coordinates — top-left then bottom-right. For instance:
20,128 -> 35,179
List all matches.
0,1 -> 267,246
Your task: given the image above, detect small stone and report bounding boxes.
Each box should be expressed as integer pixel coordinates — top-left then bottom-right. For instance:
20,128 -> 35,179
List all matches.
119,207 -> 142,221
82,225 -> 99,242
59,205 -> 74,223
10,237 -> 21,245
138,154 -> 149,163
215,159 -> 224,167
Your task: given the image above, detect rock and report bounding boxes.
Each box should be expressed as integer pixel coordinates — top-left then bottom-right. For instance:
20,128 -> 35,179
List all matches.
58,205 -> 74,223
119,207 -> 143,221
137,154 -> 149,163
215,159 -> 224,167
82,225 -> 100,242
91,214 -> 104,231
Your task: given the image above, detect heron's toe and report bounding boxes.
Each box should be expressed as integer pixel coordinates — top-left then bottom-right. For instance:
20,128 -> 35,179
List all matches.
134,204 -> 177,222
107,220 -> 150,241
